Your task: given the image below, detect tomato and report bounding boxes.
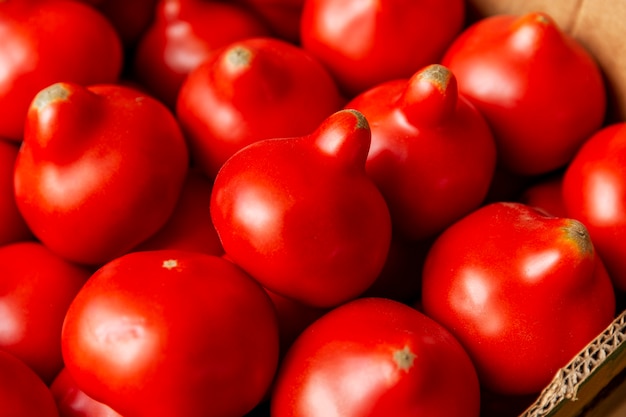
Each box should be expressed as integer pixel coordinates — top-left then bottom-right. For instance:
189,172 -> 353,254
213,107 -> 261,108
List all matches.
421,202 -> 616,395
132,0 -> 271,108
441,12 -> 606,176
62,250 -> 280,417
134,169 -> 224,256
51,367 -> 123,417
0,349 -> 59,417
345,64 -> 497,241
271,297 -> 481,417
14,82 -> 189,266
210,109 -> 392,308
234,0 -> 305,43
177,36 -> 344,179
0,0 -> 123,141
519,174 -> 567,218
79,0 -> 159,48
562,122 -> 626,292
300,0 -> 465,97
0,139 -> 32,245
0,241 -> 91,384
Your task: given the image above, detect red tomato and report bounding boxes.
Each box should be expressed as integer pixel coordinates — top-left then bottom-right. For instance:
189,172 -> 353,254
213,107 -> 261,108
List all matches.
0,0 -> 123,141
519,174 -> 568,218
562,122 -> 626,292
271,297 -> 481,417
345,64 -> 497,240
0,241 -> 91,384
300,0 -> 465,97
234,0 -> 305,43
0,139 -> 33,245
177,36 -> 345,179
62,250 -> 280,417
14,82 -> 189,266
0,350 -> 60,417
79,0 -> 159,48
134,169 -> 224,256
210,109 -> 392,308
441,12 -> 606,176
421,202 -> 616,395
51,367 -> 123,417
132,0 -> 271,108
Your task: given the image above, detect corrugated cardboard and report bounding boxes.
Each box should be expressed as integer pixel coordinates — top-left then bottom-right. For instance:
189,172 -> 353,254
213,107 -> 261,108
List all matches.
466,0 -> 626,122
465,1 -> 626,415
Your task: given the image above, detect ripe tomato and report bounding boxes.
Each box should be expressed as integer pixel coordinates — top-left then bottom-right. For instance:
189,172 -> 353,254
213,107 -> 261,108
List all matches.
562,122 -> 626,291
51,367 -> 123,417
0,241 -> 91,384
345,64 -> 496,241
271,297 -> 481,417
14,82 -> 189,266
62,250 -> 280,417
0,139 -> 32,245
441,12 -> 606,175
421,202 -> 616,396
133,0 -> 271,108
133,169 -> 224,256
177,36 -> 344,179
0,0 -> 123,141
0,349 -> 59,417
211,109 -> 392,308
300,0 -> 465,97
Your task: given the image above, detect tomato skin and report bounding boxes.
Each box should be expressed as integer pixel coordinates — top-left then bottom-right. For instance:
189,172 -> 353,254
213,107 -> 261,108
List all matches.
271,297 -> 480,417
210,109 -> 392,308
300,0 -> 465,97
234,0 -> 305,43
346,64 -> 496,241
0,241 -> 91,384
134,169 -> 224,256
519,174 -> 567,218
441,12 -> 606,176
14,82 -> 189,266
133,0 -> 271,108
177,36 -> 344,179
421,202 -> 616,395
51,367 -> 123,417
0,0 -> 123,141
0,350 -> 60,417
562,123 -> 626,291
62,250 -> 280,417
0,139 -> 33,245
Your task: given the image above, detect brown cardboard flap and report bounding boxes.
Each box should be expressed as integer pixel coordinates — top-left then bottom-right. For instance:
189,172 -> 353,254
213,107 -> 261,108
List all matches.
466,0 -> 626,122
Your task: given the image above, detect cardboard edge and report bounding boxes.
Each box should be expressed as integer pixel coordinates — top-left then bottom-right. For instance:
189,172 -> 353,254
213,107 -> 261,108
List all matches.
519,310 -> 626,417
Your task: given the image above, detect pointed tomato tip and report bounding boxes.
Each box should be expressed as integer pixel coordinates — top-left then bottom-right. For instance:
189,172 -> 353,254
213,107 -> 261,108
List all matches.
417,64 -> 454,93
313,109 -> 371,166
33,83 -> 72,111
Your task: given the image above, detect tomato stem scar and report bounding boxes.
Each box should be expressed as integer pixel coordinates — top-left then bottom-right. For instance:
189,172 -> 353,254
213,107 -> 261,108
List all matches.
393,346 -> 416,372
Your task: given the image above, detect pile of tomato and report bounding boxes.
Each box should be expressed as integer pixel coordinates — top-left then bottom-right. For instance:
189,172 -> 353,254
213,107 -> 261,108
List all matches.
2,1 -> 626,416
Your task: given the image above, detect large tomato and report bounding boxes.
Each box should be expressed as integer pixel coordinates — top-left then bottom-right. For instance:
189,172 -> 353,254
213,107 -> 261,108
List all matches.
0,350 -> 59,417
177,36 -> 344,179
0,0 -> 123,141
441,12 -> 606,176
0,241 -> 91,384
62,250 -> 280,417
300,0 -> 465,97
210,109 -> 392,308
132,0 -> 270,108
421,202 -> 616,396
562,122 -> 626,292
14,82 -> 189,266
271,297 -> 480,417
345,64 -> 496,241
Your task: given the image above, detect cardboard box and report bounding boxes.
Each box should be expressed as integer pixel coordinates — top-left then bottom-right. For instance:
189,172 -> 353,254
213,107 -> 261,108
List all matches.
465,1 -> 626,415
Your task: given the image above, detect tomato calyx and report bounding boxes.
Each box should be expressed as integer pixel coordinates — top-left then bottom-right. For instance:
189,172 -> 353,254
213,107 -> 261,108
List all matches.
392,346 -> 416,372
33,83 -> 71,110
226,45 -> 253,69
562,218 -> 594,256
